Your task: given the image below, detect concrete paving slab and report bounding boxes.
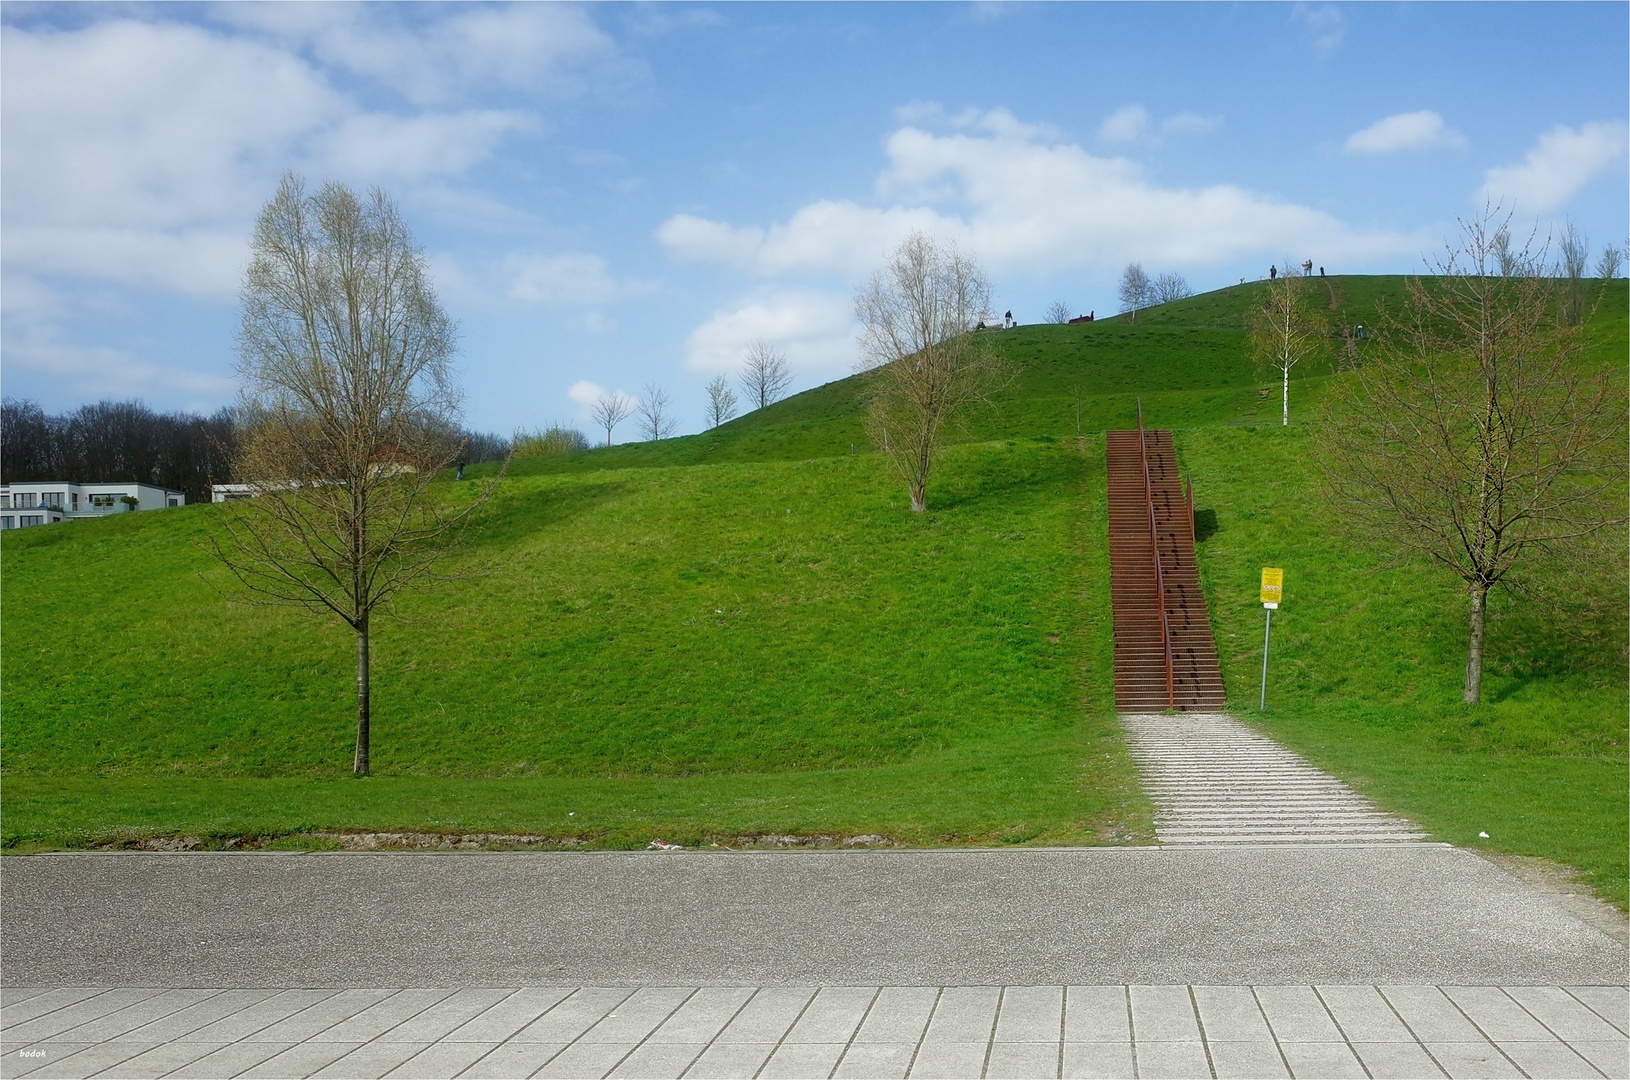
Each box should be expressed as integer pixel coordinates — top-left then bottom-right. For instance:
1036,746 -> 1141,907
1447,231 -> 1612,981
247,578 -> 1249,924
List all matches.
1383,985 -> 1488,1042
831,1040 -> 914,1078
645,987 -> 752,1045
757,1040 -> 846,1079
371,987 -> 514,1043
1192,985 -> 1272,1041
1490,1040 -> 1605,1080
7,848 -> 1623,987
313,988 -> 452,1043
0,992 -> 108,1029
852,986 -> 936,1045
380,1040 -> 496,1079
52,989 -> 221,1044
1318,984 -> 1416,1041
458,1040 -> 567,1079
238,1039 -> 363,1079
181,989 -> 339,1043
155,1039 -> 295,1079
712,987 -> 811,1044
1571,987 -> 1630,1034
906,1038 -> 987,1078
606,1040 -> 707,1079
1571,1040 -> 1630,1078
1253,985 -> 1343,1042
82,1039 -> 227,1079
1441,985 -> 1560,1043
1424,1040 -> 1525,1079
985,1040 -> 1059,1079
678,1040 -> 775,1079
534,1039 -> 635,1078
1277,1041 -> 1368,1079
576,987 -> 694,1044
991,985 -> 1062,1043
112,988 -> 282,1043
308,1039 -> 426,1079
1208,1039 -> 1290,1078
1129,985 -> 1202,1042
0,1043 -> 87,1080
921,986 -> 998,1043
446,986 -> 578,1042
1132,1038 -> 1212,1079
245,989 -> 393,1042
3,991 -> 166,1045
9,1042 -> 154,1080
782,987 -> 874,1044
1064,987 -> 1130,1042
1061,1040 -> 1134,1079
1510,986 -> 1629,1043
1351,1039 -> 1449,1078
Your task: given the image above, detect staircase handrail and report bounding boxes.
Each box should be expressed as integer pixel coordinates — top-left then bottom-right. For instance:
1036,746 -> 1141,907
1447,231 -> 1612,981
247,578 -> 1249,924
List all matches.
1136,399 -> 1175,707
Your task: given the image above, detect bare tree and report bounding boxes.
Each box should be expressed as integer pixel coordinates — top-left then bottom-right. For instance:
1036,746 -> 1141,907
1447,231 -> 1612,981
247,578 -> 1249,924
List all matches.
214,175 -> 494,776
855,233 -> 1014,513
1045,300 -> 1073,324
1317,211 -> 1626,703
1153,272 -> 1193,304
1248,264 -> 1325,426
1595,243 -> 1625,279
589,390 -> 635,446
739,340 -> 793,411
1118,263 -> 1153,323
704,376 -> 738,429
636,383 -> 677,442
1559,220 -> 1589,325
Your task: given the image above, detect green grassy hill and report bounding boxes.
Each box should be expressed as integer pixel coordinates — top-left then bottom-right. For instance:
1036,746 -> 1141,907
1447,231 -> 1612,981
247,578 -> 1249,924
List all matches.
5,277 -> 1625,903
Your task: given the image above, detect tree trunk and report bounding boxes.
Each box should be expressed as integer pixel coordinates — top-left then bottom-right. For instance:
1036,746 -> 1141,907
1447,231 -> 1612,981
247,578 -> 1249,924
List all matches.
1463,581 -> 1486,704
1282,366 -> 1290,426
354,613 -> 371,775
909,481 -> 926,513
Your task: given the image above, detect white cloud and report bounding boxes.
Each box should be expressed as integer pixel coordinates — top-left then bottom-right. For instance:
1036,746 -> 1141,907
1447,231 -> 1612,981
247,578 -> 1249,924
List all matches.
1478,122 -> 1628,214
214,2 -> 624,106
1,332 -> 236,408
1345,111 -> 1466,155
1,19 -> 531,300
658,115 -> 1418,279
568,379 -> 608,406
681,292 -> 855,377
503,253 -> 624,307
1292,4 -> 1346,58
1099,105 -> 1150,144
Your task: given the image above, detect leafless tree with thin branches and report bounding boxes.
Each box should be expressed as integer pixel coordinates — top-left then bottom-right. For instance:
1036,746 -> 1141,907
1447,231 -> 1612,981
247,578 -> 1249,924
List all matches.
1560,220 -> 1590,325
704,376 -> 738,429
590,390 -> 635,446
212,175 -> 499,776
1317,210 -> 1627,703
855,233 -> 1014,513
637,383 -> 677,442
1595,243 -> 1624,279
1045,301 -> 1073,324
1248,263 -> 1326,426
1153,272 -> 1193,304
739,340 -> 793,411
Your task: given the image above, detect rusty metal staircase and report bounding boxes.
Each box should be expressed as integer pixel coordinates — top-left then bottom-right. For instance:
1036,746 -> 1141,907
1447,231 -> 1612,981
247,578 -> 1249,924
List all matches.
1107,407 -> 1227,712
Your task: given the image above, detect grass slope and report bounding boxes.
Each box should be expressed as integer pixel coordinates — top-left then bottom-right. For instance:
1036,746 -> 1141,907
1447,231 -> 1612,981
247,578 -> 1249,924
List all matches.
4,277 -> 1624,908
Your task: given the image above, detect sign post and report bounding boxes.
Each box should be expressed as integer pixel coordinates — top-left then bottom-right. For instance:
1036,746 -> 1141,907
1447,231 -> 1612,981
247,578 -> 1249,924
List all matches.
1259,568 -> 1282,710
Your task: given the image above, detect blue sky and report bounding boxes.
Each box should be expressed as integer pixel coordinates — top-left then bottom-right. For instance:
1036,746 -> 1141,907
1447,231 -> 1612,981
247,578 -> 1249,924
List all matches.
3,2 -> 1626,438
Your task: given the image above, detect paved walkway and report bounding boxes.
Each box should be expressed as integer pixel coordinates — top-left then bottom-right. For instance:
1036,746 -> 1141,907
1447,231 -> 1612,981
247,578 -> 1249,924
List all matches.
4,983 -> 1626,1079
1121,714 -> 1426,844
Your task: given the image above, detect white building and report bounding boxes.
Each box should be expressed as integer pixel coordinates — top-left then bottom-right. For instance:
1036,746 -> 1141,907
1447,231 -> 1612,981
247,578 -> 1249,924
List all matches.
0,481 -> 185,530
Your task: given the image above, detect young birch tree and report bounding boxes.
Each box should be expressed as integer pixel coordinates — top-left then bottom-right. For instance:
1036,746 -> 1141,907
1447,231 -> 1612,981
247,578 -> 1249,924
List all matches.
704,376 -> 738,428
215,175 -> 494,776
1249,266 -> 1326,425
855,233 -> 1013,513
1318,212 -> 1626,703
1118,263 -> 1153,324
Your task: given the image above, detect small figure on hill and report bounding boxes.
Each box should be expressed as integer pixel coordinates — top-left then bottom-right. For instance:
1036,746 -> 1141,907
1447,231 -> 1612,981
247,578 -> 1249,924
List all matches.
456,461 -> 465,481
1355,322 -> 1366,340
1302,259 -> 1313,276
1004,310 -> 1014,329
1269,265 -> 1277,280
1319,266 -> 1326,277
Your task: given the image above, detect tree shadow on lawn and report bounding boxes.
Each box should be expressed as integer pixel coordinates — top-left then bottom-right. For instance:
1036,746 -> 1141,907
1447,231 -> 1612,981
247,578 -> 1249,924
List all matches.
464,479 -> 634,548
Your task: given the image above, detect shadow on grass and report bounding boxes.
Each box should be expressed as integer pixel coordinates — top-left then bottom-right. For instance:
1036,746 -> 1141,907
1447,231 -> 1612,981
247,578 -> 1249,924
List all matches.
466,479 -> 634,548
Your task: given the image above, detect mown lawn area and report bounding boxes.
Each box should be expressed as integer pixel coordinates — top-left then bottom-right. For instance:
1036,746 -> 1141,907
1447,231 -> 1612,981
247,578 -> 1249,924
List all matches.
2,438 -> 1149,850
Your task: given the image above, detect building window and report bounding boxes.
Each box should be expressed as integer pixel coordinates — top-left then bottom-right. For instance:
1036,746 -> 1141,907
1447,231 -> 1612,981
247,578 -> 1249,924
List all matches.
0,516 -> 12,529
167,497 -> 179,507
43,492 -> 65,509
90,494 -> 116,508
16,493 -> 36,507
20,515 -> 44,528
70,493 -> 79,511
0,495 -> 10,509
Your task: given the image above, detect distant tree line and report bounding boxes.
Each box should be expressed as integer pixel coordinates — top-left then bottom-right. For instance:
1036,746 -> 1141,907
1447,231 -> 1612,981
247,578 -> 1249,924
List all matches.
1,396 -> 511,503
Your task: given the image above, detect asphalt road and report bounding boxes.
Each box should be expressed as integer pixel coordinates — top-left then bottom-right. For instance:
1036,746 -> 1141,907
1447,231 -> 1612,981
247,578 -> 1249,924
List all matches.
3,845 -> 1623,988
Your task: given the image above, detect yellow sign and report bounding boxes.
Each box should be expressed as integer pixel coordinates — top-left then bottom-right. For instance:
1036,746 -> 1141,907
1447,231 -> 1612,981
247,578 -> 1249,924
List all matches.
1260,567 -> 1284,607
